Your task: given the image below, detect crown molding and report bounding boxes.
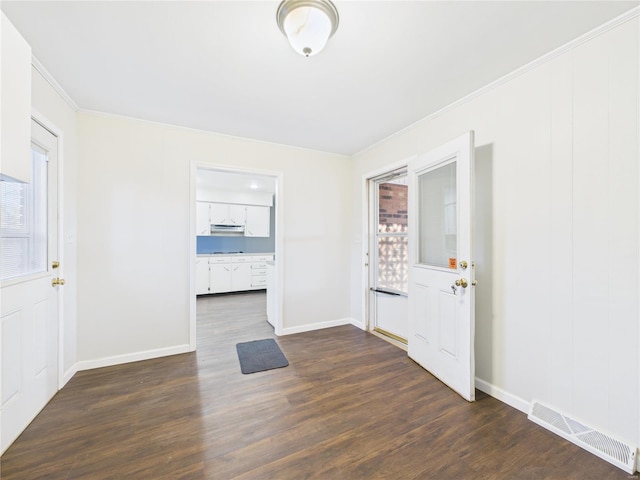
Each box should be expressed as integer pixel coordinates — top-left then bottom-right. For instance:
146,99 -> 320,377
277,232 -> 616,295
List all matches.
354,6 -> 640,158
31,55 -> 79,112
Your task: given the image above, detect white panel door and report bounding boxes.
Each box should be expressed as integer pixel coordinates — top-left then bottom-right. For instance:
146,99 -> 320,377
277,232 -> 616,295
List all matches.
407,132 -> 475,401
1,119 -> 60,453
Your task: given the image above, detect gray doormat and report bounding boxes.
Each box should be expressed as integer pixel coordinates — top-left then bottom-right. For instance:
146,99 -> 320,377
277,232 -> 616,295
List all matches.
236,338 -> 289,374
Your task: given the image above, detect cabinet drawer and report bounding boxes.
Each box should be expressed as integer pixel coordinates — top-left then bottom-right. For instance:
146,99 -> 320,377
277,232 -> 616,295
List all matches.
209,256 -> 231,264
251,268 -> 267,276
251,277 -> 267,287
251,262 -> 267,269
253,255 -> 273,262
232,256 -> 250,263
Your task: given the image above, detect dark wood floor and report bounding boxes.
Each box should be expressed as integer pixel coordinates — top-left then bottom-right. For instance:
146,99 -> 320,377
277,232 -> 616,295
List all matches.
1,291 -> 636,479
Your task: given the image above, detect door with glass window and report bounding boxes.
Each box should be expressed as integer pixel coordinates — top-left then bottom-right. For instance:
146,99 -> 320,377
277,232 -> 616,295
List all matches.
407,132 -> 475,401
1,119 -> 60,453
369,170 -> 408,343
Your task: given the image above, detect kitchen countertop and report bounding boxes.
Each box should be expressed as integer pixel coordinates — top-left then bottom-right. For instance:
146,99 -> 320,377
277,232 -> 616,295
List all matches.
196,252 -> 274,257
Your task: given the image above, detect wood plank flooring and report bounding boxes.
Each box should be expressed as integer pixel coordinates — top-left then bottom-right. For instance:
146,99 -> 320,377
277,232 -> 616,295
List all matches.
1,291 -> 636,479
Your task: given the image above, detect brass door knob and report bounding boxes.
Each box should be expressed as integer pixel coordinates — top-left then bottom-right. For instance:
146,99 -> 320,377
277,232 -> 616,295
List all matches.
52,278 -> 65,287
454,278 -> 468,288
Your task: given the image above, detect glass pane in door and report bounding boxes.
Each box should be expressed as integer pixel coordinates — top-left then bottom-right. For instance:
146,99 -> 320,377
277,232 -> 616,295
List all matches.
418,161 -> 457,268
0,146 -> 48,280
378,182 -> 408,234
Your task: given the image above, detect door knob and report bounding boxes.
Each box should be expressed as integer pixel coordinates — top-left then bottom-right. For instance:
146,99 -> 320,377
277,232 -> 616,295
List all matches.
454,278 -> 468,288
52,278 -> 65,287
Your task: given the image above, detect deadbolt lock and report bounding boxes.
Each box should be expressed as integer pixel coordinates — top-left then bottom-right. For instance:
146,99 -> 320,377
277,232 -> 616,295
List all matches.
460,260 -> 468,270
51,261 -> 60,269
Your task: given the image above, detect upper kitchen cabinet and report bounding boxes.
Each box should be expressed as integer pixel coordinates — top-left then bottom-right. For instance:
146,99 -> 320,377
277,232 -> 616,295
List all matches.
210,203 -> 246,226
196,202 -> 212,235
245,206 -> 270,237
1,13 -> 31,183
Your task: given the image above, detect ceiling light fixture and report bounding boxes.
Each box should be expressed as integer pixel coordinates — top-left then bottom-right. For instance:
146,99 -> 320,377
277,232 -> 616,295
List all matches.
276,0 -> 339,58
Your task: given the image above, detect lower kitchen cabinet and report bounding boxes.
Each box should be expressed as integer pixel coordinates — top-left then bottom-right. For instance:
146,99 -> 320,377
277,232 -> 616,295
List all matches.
210,263 -> 232,293
196,257 -> 210,295
230,263 -> 251,291
197,254 -> 273,294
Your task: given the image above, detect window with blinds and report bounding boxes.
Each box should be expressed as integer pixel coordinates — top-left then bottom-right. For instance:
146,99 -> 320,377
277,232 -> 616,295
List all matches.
1,146 -> 48,281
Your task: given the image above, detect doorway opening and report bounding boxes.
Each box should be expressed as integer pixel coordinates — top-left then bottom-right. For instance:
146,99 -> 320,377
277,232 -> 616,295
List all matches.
367,167 -> 409,349
190,165 -> 283,351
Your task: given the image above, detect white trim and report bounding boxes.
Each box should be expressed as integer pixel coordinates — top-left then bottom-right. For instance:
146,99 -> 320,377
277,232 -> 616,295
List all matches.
360,156 -> 415,335
350,317 -> 365,330
475,377 -> 530,414
189,162 -> 284,341
61,364 -> 77,388
189,163 -> 198,351
31,56 -> 78,112
354,6 -> 640,158
76,344 -> 191,371
280,318 -> 354,336
80,109 -> 349,159
31,109 -> 69,391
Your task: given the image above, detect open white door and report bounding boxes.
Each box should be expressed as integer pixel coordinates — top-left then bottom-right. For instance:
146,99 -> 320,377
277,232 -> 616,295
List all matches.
407,132 -> 475,401
1,119 -> 60,453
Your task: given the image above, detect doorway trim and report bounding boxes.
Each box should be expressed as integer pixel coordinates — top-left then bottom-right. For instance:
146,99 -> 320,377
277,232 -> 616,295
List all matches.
189,161 -> 284,350
30,107 -> 69,389
361,156 -> 415,333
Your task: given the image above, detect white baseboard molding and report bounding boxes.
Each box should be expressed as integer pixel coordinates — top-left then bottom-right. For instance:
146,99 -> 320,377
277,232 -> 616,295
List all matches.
350,317 -> 365,330
475,377 -> 530,414
76,344 -> 191,371
279,317 -> 354,336
60,364 -> 77,388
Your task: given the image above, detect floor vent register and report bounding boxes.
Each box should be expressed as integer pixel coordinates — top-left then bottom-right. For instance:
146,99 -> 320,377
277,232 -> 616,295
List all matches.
528,401 -> 637,474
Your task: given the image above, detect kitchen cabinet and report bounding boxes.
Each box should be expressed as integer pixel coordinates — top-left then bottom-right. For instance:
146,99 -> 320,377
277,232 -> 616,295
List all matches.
195,257 -> 210,295
210,203 -> 246,226
230,262 -> 251,291
196,254 -> 273,294
196,202 -> 212,235
197,202 -> 247,236
210,263 -> 232,293
1,13 -> 32,183
196,201 -> 270,237
244,206 -> 270,237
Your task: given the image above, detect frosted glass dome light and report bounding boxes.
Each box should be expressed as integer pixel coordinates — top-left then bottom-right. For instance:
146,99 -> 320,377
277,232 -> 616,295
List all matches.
277,0 -> 339,57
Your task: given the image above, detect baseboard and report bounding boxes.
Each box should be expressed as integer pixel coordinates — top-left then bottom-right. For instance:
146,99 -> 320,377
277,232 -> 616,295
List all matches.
279,317 -> 354,336
60,364 -> 77,388
76,344 -> 191,371
475,377 -> 530,414
350,317 -> 365,330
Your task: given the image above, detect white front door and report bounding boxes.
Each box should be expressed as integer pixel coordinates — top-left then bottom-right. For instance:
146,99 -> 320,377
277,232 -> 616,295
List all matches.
407,132 -> 475,401
369,169 -> 409,343
1,119 -> 61,453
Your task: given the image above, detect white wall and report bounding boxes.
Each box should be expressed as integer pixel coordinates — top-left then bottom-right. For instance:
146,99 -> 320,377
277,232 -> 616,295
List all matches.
31,65 -> 79,385
76,112 -> 351,365
350,17 -> 639,448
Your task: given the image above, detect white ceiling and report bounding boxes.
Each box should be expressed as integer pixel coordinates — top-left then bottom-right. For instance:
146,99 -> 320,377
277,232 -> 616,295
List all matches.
2,1 -> 637,156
